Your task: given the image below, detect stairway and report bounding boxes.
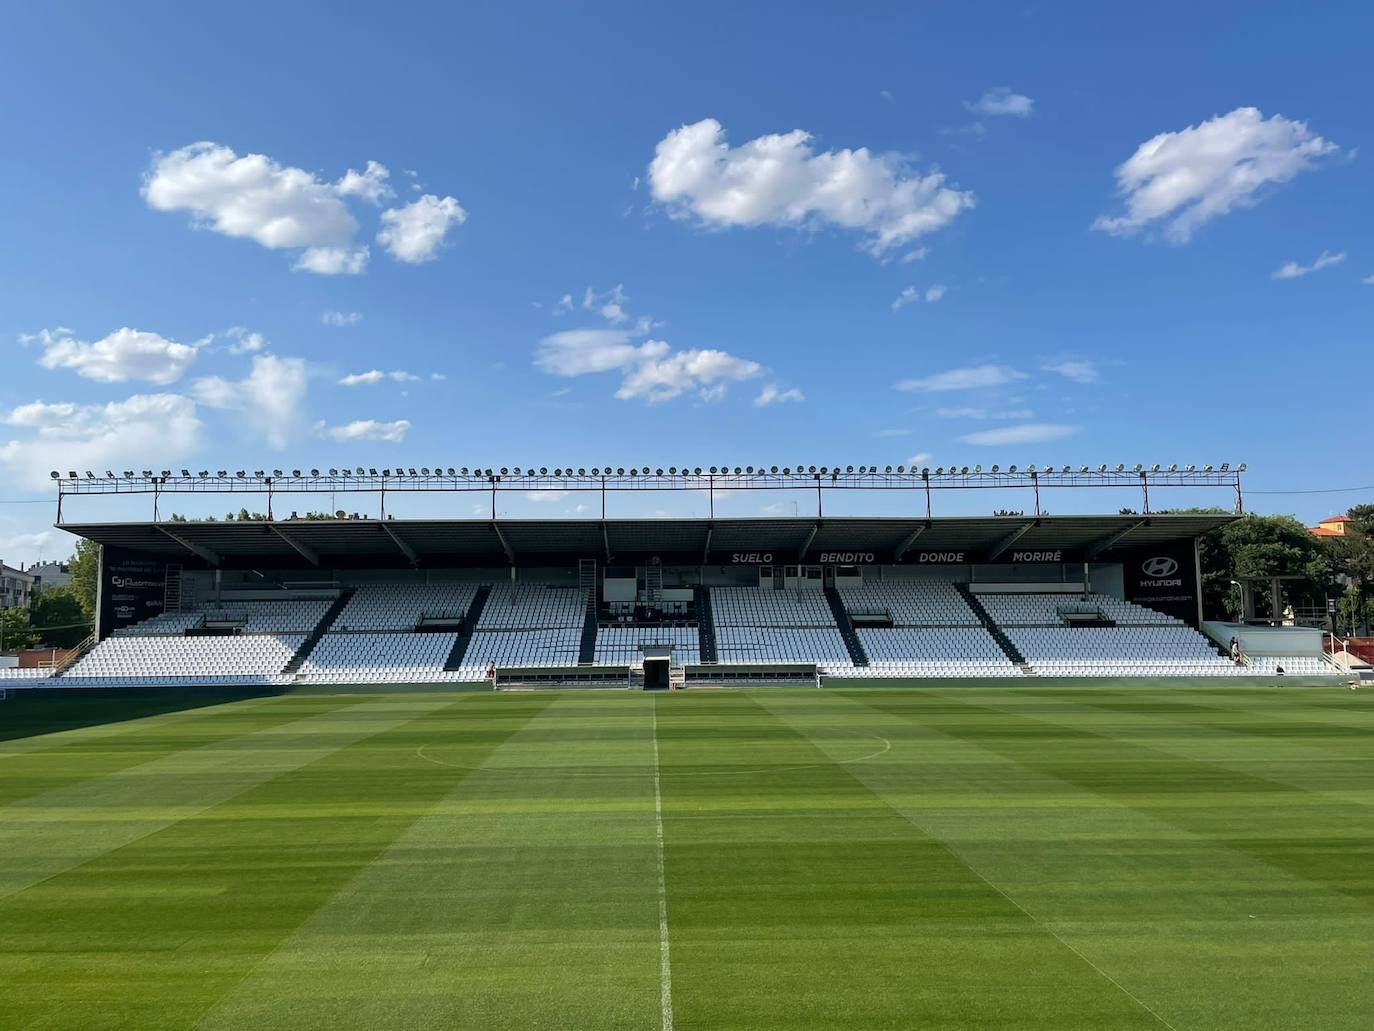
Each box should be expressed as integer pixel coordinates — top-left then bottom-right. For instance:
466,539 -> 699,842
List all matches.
578,594 -> 599,664
163,565 -> 183,614
823,586 -> 869,667
281,588 -> 353,675
954,583 -> 1034,673
694,586 -> 718,663
444,584 -> 492,670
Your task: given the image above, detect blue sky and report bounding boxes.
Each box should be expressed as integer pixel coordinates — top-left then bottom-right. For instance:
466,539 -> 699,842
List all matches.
3,2 -> 1372,563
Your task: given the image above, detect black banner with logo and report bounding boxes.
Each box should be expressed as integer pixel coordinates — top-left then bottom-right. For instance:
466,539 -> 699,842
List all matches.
1110,541 -> 1199,627
98,547 -> 168,637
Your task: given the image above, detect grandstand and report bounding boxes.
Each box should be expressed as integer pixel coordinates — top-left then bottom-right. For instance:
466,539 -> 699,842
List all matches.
2,466 -> 1340,688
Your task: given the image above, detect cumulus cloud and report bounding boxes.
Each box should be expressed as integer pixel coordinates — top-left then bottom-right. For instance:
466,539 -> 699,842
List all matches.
294,246 -> 369,275
895,364 -> 1026,392
223,327 -> 267,354
648,118 -> 974,255
1093,107 -> 1339,243
0,394 -> 201,491
25,327 -> 200,385
144,142 -> 459,272
959,422 -> 1079,446
323,419 -> 411,443
191,354 -> 308,448
1043,360 -> 1099,384
338,369 -> 420,386
376,194 -> 467,262
753,383 -> 805,407
907,452 -> 932,465
322,310 -> 363,327
1272,250 -> 1345,280
536,329 -> 763,404
965,88 -> 1034,117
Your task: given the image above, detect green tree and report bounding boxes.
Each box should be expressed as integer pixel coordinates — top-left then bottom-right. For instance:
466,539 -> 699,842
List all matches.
28,587 -> 92,648
0,607 -> 41,651
67,538 -> 99,619
1197,513 -> 1337,621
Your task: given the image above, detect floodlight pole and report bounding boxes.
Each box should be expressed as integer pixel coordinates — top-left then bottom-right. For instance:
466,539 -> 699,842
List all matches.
601,476 -> 606,519
380,478 -> 386,519
1140,472 -> 1150,514
922,470 -> 931,519
708,475 -> 714,518
153,479 -> 161,522
266,479 -> 274,521
815,475 -> 823,518
1032,472 -> 1040,517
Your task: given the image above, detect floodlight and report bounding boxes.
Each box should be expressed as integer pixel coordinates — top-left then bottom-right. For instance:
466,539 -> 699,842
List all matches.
217,470 -> 227,477
86,471 -> 95,479
106,470 -> 115,478
1115,463 -> 1125,472
893,465 -> 903,474
961,466 -> 969,474
1008,465 -> 1017,474
159,470 -> 169,478
1167,464 -> 1177,473
991,464 -> 1000,473
1237,463 -> 1247,472
1150,464 -> 1161,473
1098,464 -> 1107,472
141,469 -> 152,477
1185,464 -> 1195,472
1027,465 -> 1036,473
1203,464 -> 1213,472
846,465 -> 854,473
329,468 -> 338,476
936,466 -> 945,475
49,470 -> 59,479
1133,464 -> 1143,472
237,470 -> 247,478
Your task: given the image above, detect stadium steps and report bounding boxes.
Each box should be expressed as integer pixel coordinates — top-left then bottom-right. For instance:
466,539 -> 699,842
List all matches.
444,584 -> 492,670
823,586 -> 869,666
281,588 -> 354,675
694,586 -> 718,663
577,594 -> 599,664
954,584 -> 1034,671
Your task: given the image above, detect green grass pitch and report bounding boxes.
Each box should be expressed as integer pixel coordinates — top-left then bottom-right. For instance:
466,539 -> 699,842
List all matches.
2,684 -> 1372,1029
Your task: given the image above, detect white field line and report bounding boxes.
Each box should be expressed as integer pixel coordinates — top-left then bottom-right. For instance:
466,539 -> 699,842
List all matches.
651,698 -> 674,1031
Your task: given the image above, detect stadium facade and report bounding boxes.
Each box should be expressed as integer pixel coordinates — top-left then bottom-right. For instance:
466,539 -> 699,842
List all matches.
2,466 -> 1340,687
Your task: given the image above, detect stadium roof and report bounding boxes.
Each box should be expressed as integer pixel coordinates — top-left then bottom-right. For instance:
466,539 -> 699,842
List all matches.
60,513 -> 1239,569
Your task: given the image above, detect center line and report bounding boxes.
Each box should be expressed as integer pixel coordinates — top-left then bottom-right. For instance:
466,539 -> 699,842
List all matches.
651,697 -> 674,1031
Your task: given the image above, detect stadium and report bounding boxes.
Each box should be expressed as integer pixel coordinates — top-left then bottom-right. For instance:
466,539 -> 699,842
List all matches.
3,464 -> 1369,1028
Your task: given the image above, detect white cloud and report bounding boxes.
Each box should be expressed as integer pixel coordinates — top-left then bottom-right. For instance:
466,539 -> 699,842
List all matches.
536,329 -> 655,376
935,406 -> 988,419
582,284 -> 631,324
1272,250 -> 1345,280
896,364 -> 1027,392
322,310 -> 363,327
965,88 -> 1034,117
959,422 -> 1079,446
907,452 -> 932,466
376,194 -> 467,263
144,142 -> 359,247
1093,107 -> 1340,243
526,490 -> 570,502
1043,360 -> 1099,384
191,354 -> 308,449
900,247 -> 929,264
294,246 -> 369,275
617,347 -> 763,404
223,327 -> 267,354
0,394 -> 201,491
924,284 -> 947,303
27,327 -> 199,385
648,118 -> 975,255
553,293 -> 574,315
324,419 -> 410,443
338,369 -> 419,386
334,161 -> 394,205
754,383 -> 804,407
892,284 -> 947,311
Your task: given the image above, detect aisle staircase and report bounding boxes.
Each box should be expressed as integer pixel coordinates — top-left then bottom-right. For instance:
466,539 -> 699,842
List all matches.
955,583 -> 1035,675
694,586 -> 718,663
281,589 -> 354,675
444,584 -> 492,670
823,587 -> 869,667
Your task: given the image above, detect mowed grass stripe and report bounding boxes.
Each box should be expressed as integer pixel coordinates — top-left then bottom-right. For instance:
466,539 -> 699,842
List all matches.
196,693 -> 664,1031
837,688 -> 1374,1030
656,691 -> 1160,1030
0,694 -> 312,808
935,690 -> 1374,904
0,689 -> 281,748
0,695 -> 387,901
0,692 -> 548,1031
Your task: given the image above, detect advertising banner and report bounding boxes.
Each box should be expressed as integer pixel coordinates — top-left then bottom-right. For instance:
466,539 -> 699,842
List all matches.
98,547 -> 168,637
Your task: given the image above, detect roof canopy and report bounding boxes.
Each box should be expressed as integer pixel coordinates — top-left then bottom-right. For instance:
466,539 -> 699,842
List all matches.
60,513 -> 1238,570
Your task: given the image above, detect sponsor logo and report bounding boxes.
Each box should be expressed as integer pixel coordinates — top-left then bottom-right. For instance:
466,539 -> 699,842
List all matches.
1011,550 -> 1062,563
915,551 -> 965,563
731,552 -> 774,564
819,552 -> 876,563
1141,556 -> 1179,578
110,576 -> 162,589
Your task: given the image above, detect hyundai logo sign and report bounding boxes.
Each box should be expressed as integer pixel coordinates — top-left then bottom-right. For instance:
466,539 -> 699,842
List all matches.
1141,556 -> 1179,578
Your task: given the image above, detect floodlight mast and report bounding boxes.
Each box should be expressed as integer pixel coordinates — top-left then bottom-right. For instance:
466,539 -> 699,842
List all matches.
49,464 -> 1246,523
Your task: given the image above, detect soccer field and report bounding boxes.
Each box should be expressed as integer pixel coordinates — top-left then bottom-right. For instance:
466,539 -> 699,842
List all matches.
2,686 -> 1372,1030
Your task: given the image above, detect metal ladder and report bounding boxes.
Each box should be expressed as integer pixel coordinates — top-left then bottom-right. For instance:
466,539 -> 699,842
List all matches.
163,565 -> 183,613
644,560 -> 663,607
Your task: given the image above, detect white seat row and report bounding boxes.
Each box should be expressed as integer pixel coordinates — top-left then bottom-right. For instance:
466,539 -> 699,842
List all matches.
464,628 -> 583,666
64,634 -> 303,684
1246,656 -> 1336,676
977,591 -> 1180,627
477,585 -> 588,630
858,627 -> 1010,664
839,581 -> 980,626
594,626 -> 700,666
333,584 -> 478,631
715,626 -> 851,665
711,587 -> 835,628
297,632 -> 459,683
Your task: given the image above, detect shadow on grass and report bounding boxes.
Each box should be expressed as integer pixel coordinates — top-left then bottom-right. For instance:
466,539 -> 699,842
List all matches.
0,687 -> 282,744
